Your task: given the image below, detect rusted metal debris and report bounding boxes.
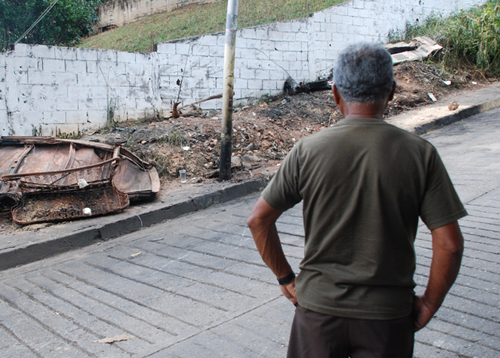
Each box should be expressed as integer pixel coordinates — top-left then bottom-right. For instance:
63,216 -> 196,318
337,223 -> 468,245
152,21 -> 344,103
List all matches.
0,137 -> 160,224
12,181 -> 130,225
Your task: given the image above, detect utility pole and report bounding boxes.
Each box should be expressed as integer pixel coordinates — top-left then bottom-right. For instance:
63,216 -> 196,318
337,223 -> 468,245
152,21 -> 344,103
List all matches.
219,0 -> 239,181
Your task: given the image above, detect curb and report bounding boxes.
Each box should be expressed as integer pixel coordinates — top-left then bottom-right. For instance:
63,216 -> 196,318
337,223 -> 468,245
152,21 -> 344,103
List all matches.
412,96 -> 500,135
0,178 -> 267,271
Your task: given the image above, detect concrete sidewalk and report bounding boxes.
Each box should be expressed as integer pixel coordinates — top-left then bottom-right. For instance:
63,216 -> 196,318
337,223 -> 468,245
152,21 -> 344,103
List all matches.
0,82 -> 499,271
0,178 -> 267,271
0,106 -> 499,357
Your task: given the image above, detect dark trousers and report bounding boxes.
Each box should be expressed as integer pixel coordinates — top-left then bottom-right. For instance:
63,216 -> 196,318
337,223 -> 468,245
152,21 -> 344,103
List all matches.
287,306 -> 414,358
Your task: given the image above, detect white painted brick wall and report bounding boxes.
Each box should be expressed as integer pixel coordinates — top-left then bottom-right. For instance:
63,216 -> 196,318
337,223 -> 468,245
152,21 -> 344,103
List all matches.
43,111 -> 66,124
0,0 -> 488,136
66,60 -> 87,74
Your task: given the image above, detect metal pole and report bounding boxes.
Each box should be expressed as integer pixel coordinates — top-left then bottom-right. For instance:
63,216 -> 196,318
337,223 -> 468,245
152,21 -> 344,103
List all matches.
219,0 -> 239,181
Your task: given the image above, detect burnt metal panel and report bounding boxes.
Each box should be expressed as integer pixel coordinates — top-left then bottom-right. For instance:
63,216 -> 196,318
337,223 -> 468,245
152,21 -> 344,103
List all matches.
0,136 -> 160,224
12,181 -> 129,225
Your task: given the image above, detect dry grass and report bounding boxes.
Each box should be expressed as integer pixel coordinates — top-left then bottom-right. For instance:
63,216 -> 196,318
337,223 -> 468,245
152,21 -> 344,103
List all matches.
80,0 -> 346,52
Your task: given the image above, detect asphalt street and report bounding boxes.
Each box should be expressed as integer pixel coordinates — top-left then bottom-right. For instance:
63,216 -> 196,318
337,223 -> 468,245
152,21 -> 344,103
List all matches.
0,107 -> 499,357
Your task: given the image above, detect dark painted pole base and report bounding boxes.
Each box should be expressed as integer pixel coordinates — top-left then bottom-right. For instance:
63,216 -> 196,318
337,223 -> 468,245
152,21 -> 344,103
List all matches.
219,140 -> 232,181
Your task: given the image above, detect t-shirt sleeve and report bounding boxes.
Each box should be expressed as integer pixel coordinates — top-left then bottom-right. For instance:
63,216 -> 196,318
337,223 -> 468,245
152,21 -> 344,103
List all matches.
420,148 -> 468,230
261,145 -> 303,211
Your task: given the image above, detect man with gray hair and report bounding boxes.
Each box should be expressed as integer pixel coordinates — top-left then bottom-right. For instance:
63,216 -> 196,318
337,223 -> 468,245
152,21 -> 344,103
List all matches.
247,43 -> 466,357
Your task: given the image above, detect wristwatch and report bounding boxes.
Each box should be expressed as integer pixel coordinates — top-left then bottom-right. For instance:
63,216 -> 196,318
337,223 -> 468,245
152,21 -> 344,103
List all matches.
277,271 -> 296,285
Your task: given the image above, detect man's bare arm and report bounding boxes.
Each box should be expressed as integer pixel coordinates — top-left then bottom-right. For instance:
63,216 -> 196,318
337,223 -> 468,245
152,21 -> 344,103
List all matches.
414,221 -> 464,331
247,197 -> 297,304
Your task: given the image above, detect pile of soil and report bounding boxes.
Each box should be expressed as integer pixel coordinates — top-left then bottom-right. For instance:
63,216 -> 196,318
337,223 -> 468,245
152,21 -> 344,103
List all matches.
81,61 -> 490,189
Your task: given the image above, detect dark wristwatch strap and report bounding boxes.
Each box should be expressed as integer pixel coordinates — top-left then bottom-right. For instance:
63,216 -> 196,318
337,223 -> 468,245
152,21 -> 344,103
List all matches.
278,271 -> 296,285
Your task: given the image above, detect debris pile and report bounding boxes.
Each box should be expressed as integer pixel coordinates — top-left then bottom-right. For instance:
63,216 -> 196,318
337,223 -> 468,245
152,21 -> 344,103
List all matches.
386,36 -> 443,65
78,61 -> 488,191
0,137 -> 159,224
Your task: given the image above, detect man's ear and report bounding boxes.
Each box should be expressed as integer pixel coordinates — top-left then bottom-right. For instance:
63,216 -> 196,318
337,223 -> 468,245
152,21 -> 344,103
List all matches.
333,84 -> 341,105
388,81 -> 396,101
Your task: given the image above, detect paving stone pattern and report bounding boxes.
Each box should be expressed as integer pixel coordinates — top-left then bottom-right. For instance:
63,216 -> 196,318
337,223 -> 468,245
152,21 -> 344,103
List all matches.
0,108 -> 499,357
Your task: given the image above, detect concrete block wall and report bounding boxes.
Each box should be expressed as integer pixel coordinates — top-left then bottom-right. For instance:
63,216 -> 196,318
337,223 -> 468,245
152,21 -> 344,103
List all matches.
308,0 -> 487,77
0,45 -> 163,136
0,0 -> 487,136
155,19 -> 311,109
0,56 -> 9,136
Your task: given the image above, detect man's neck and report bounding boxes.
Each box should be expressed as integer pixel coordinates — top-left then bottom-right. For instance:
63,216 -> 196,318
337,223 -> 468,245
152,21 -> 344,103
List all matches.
332,83 -> 395,120
342,102 -> 386,120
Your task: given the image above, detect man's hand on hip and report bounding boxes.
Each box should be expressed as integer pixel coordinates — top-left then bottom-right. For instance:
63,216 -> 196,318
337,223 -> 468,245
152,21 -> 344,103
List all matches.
280,279 -> 298,305
413,295 -> 435,331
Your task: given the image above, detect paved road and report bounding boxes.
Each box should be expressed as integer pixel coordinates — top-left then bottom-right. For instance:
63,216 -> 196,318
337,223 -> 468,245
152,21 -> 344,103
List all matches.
1,108 -> 499,357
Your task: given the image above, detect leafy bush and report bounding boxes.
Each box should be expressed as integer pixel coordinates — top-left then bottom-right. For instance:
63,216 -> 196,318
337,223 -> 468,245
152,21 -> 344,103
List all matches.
0,0 -> 103,49
391,0 -> 500,74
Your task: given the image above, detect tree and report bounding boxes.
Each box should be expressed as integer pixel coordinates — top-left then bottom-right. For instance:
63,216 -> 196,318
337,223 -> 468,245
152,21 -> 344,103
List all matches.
0,0 -> 102,49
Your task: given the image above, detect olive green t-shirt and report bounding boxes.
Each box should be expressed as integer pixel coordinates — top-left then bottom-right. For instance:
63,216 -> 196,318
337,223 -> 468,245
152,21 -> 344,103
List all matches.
262,117 -> 467,320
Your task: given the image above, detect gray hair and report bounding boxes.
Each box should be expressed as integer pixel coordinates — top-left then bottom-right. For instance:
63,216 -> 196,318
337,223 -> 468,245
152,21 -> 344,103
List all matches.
334,43 -> 394,104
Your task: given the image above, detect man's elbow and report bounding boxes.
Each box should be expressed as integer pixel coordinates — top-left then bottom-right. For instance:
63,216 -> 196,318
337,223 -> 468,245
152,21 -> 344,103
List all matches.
445,240 -> 464,262
247,208 -> 268,232
451,238 -> 464,256
247,214 -> 258,230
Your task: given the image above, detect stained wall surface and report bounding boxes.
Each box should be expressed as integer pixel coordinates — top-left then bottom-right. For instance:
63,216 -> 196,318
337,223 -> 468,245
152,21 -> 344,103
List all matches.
0,0 -> 487,136
98,0 -> 220,28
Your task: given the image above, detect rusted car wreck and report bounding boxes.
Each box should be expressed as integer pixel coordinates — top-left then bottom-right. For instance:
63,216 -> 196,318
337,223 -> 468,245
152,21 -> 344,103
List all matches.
0,137 -> 160,225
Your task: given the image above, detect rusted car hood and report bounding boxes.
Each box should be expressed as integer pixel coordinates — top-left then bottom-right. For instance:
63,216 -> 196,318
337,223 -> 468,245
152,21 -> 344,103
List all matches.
0,137 -> 160,224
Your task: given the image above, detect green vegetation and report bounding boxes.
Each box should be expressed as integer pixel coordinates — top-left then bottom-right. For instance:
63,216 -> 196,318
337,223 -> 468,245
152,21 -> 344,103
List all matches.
0,0 -> 103,50
152,153 -> 171,177
389,0 -> 500,74
56,130 -> 83,139
158,131 -> 190,147
80,0 -> 346,53
259,93 -> 273,104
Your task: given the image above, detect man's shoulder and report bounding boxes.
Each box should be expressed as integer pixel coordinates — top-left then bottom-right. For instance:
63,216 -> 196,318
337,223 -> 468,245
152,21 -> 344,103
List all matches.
384,122 -> 437,151
297,119 -> 434,149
